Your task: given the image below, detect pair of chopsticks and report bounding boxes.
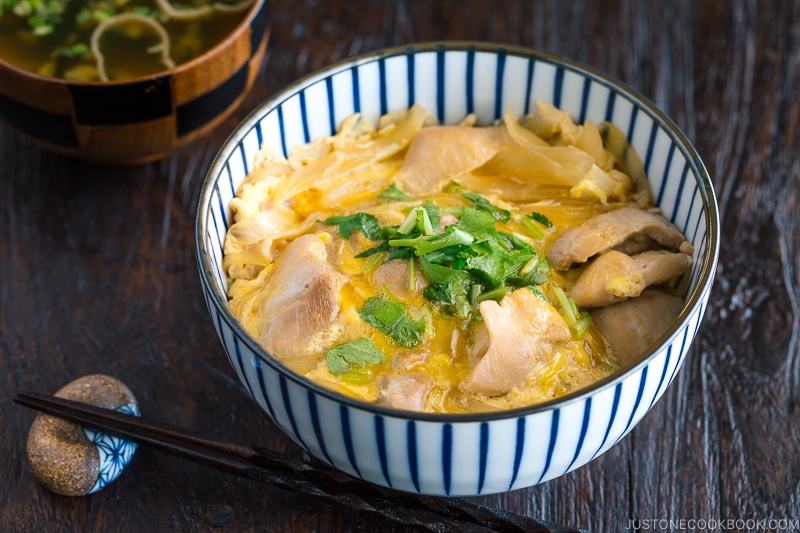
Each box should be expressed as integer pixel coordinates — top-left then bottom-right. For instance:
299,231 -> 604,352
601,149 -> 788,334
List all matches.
15,390 -> 586,533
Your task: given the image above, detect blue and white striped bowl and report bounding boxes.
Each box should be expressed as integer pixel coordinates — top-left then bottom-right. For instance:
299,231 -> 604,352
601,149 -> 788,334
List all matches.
195,42 -> 719,496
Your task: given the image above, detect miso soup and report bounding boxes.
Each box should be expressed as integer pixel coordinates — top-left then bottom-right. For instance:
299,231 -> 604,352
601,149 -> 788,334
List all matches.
0,0 -> 252,81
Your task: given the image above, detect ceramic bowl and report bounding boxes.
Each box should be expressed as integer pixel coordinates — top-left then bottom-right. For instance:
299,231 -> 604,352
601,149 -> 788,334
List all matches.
195,42 -> 719,496
0,0 -> 269,165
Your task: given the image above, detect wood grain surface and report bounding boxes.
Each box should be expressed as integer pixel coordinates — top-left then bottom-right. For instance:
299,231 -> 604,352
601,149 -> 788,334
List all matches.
2,1 -> 799,531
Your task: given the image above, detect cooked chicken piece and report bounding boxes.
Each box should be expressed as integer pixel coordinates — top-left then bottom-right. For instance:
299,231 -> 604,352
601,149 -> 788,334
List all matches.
570,251 -> 643,307
465,323 -> 490,366
256,234 -> 348,358
634,249 -> 693,282
372,259 -> 429,302
378,373 -> 434,412
395,125 -> 513,195
569,250 -> 693,307
590,288 -> 685,366
612,235 -> 659,255
548,207 -> 694,271
392,349 -> 430,370
463,289 -> 571,396
437,212 -> 459,233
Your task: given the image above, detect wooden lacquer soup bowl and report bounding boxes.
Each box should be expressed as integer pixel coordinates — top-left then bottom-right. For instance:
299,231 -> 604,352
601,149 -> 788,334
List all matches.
0,0 -> 269,165
196,42 -> 720,496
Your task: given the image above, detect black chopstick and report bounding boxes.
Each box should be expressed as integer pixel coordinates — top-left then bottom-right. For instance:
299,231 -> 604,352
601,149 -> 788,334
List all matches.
15,390 -> 587,533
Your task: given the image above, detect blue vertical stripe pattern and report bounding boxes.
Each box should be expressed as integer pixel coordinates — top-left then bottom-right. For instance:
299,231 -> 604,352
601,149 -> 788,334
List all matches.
578,78 -> 591,124
508,417 -> 526,491
253,358 -> 276,421
656,143 -> 677,208
436,48 -> 446,124
350,67 -> 361,114
299,90 -> 310,143
230,336 -> 254,400
465,48 -> 475,114
408,421 -> 420,492
279,376 -> 308,451
649,347 -> 673,411
552,67 -> 564,109
442,424 -> 453,495
619,367 -> 650,443
592,383 -> 622,461
626,105 -> 639,143
604,91 -> 617,122
255,121 -> 263,148
524,58 -> 535,115
567,399 -> 592,472
340,405 -> 361,478
308,393 -> 333,465
237,143 -> 248,177
214,180 -> 228,231
325,77 -> 336,135
406,54 -> 415,108
374,416 -> 392,487
670,165 -> 690,222
537,410 -> 560,484
276,106 -> 288,157
378,58 -> 388,116
478,422 -> 489,494
493,50 -> 506,119
643,122 -> 659,176
196,43 -> 717,497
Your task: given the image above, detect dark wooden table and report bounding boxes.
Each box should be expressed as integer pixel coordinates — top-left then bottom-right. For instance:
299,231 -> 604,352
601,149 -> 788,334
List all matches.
3,1 -> 799,531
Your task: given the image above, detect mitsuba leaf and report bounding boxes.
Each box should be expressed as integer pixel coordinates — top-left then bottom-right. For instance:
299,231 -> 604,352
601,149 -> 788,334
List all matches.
465,241 -> 535,287
358,296 -> 425,348
420,244 -> 475,266
529,211 -> 554,228
419,256 -> 461,284
456,207 -> 497,242
422,274 -> 472,306
462,192 -> 511,223
422,200 -> 441,232
326,338 -> 386,375
413,227 -> 475,255
509,256 -> 551,286
322,212 -> 382,240
378,183 -> 412,202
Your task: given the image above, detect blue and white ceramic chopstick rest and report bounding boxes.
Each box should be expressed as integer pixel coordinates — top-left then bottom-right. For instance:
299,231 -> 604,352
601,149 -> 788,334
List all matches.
26,374 -> 139,496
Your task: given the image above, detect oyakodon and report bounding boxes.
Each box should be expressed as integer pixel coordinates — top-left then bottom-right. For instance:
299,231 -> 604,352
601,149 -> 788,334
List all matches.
221,102 -> 693,413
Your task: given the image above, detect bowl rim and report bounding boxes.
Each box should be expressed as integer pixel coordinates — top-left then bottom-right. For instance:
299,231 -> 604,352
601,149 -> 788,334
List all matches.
196,40 -> 720,423
0,0 -> 268,85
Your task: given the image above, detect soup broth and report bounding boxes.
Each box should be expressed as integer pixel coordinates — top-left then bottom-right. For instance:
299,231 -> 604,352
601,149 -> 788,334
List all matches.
0,0 -> 250,80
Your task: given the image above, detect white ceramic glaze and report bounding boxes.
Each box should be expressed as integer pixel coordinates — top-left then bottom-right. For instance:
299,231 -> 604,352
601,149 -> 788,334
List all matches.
196,42 -> 719,496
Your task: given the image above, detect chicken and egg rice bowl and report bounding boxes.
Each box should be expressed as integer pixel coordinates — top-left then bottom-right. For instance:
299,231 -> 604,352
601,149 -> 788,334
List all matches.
221,102 -> 694,414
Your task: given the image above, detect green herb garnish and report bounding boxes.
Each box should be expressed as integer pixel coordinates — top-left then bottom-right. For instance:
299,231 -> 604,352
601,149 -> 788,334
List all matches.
326,338 -> 386,375
552,287 -> 592,337
463,191 -> 511,223
378,183 -> 412,202
60,42 -> 89,58
529,211 -> 553,228
358,296 -> 426,348
322,212 -> 382,241
351,188 -> 554,322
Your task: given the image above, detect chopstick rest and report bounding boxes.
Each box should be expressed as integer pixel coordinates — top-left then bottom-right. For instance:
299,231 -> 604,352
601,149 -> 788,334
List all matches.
25,374 -> 139,496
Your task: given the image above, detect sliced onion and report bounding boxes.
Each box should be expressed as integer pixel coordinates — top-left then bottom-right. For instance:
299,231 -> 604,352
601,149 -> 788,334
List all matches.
90,13 -> 175,82
154,0 -> 253,21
